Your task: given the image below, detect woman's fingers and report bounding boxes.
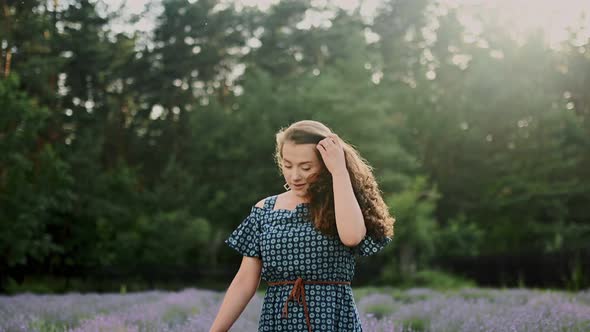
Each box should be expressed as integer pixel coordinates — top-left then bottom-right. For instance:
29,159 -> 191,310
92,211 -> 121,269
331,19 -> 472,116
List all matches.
322,136 -> 336,146
325,134 -> 341,148
329,133 -> 339,145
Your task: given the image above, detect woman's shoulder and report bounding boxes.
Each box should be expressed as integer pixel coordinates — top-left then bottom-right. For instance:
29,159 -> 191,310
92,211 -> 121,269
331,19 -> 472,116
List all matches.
254,198 -> 266,209
253,194 -> 278,210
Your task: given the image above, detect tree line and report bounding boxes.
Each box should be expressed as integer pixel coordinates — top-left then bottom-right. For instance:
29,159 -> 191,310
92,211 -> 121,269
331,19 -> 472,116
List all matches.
1,0 -> 589,292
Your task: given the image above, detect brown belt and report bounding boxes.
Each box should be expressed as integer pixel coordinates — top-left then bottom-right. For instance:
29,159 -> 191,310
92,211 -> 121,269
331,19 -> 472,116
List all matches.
267,277 -> 351,332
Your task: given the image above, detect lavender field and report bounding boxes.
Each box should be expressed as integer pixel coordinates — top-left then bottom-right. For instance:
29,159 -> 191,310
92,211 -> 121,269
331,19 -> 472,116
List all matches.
1,287 -> 589,332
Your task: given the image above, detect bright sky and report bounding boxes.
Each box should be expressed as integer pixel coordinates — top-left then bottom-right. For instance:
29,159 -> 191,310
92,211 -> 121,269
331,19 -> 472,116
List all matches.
445,0 -> 590,48
103,0 -> 590,48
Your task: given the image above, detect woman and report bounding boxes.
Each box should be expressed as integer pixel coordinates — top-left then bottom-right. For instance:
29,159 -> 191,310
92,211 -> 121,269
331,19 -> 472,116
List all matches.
210,120 -> 395,332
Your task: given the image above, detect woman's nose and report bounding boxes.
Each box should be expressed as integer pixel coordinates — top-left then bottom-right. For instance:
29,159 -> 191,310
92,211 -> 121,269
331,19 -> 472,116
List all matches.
292,170 -> 302,180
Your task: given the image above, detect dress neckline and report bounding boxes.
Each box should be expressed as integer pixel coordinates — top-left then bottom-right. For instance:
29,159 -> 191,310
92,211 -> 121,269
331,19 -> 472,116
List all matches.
271,201 -> 309,213
269,195 -> 309,214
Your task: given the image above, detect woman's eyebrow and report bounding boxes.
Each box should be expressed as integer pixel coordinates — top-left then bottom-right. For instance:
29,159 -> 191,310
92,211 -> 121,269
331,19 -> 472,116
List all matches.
283,159 -> 312,164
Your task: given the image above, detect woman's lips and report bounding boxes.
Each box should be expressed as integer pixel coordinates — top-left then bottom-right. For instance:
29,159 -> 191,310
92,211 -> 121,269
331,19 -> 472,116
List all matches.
293,183 -> 305,189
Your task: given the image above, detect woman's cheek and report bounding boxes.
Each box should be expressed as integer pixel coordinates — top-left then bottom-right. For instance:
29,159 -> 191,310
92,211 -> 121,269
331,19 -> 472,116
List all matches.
306,170 -> 318,182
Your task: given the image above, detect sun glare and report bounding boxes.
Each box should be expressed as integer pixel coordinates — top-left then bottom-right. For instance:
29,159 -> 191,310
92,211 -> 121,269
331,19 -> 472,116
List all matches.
442,0 -> 590,48
103,0 -> 590,50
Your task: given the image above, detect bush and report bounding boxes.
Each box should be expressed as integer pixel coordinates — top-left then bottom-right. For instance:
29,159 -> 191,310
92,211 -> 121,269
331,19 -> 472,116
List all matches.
400,269 -> 476,290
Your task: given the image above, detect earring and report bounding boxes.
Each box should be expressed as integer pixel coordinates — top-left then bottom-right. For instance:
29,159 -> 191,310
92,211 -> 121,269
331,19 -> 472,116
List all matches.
284,183 -> 291,191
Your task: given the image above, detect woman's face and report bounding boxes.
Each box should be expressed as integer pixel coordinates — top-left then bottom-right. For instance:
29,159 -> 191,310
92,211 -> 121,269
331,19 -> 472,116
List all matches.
281,141 -> 322,197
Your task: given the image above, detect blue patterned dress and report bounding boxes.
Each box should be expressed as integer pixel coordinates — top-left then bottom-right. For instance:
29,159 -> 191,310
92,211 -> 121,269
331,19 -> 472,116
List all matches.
224,194 -> 392,332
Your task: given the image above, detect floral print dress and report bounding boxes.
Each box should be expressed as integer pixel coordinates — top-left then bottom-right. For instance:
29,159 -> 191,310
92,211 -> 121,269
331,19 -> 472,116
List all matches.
225,194 -> 392,332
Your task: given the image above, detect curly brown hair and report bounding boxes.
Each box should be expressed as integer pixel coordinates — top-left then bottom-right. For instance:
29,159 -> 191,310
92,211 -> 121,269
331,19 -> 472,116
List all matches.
274,120 -> 395,241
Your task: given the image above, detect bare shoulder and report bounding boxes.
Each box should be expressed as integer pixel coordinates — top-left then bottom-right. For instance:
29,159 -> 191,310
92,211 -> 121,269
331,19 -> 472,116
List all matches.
255,197 -> 267,208
254,193 -> 280,208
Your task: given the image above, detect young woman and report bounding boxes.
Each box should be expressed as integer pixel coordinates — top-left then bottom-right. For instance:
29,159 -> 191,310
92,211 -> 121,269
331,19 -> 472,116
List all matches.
209,120 -> 395,332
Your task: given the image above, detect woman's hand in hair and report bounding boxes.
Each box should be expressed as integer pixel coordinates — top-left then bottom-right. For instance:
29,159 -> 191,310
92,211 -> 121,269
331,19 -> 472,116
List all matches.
317,133 -> 347,177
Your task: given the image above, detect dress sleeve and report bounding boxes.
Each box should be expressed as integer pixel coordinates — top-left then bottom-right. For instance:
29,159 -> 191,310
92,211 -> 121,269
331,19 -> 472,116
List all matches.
224,206 -> 262,258
352,234 -> 392,257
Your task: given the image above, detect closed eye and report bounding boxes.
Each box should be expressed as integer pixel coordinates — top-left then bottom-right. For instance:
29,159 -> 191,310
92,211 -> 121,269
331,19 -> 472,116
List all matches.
285,166 -> 312,171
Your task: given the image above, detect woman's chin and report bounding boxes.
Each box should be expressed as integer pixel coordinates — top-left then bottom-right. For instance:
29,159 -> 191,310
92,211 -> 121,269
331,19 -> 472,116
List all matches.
293,188 -> 307,195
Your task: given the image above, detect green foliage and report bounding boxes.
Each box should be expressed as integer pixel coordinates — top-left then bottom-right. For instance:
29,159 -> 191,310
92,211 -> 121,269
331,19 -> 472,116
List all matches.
0,75 -> 73,268
400,318 -> 429,332
563,253 -> 588,292
380,176 -> 440,279
4,276 -> 54,294
162,305 -> 191,324
435,213 -> 483,257
363,303 -> 395,319
399,269 -> 477,290
27,319 -> 67,332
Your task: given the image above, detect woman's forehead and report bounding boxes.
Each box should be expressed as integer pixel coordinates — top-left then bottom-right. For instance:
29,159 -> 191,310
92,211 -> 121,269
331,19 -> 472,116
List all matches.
282,142 -> 318,162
